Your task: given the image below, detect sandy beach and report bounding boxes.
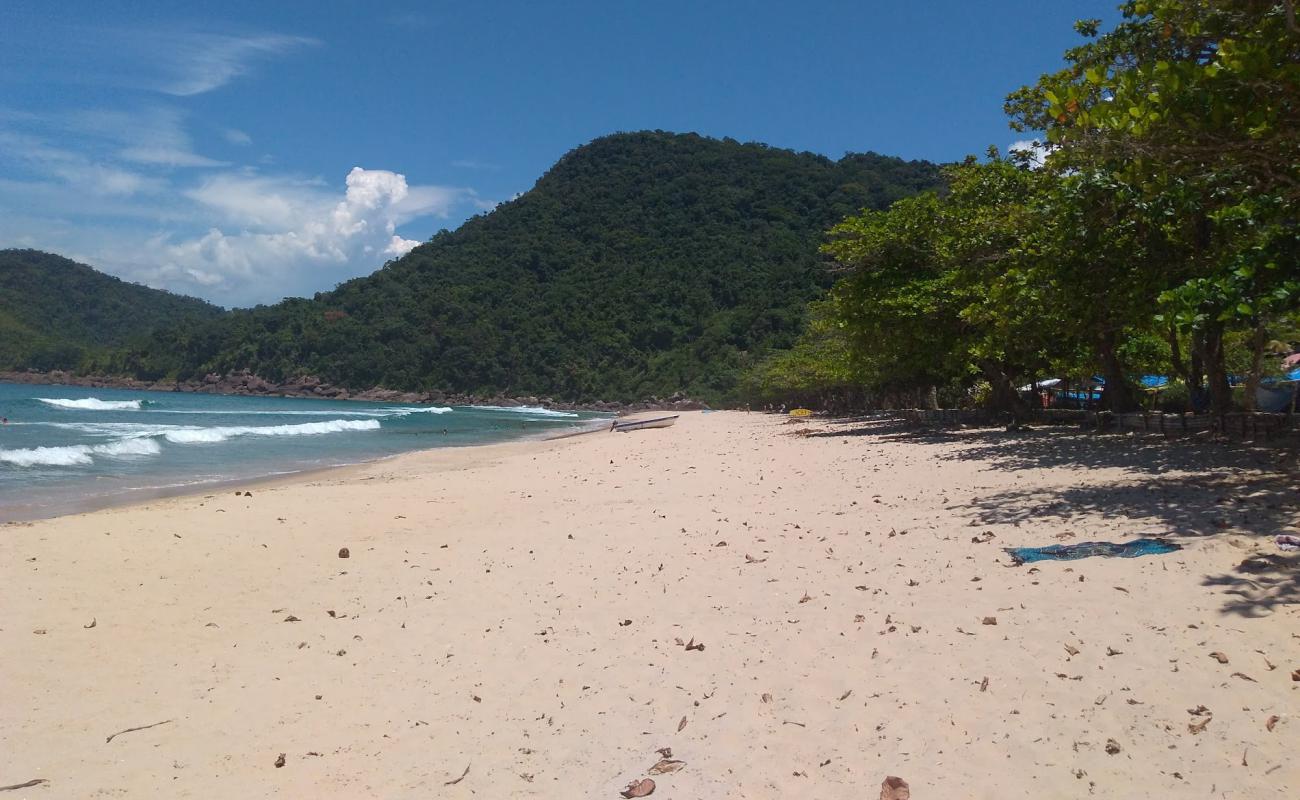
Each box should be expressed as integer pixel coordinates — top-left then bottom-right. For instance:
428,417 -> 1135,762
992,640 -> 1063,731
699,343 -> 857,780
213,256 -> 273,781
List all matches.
2,411 -> 1297,798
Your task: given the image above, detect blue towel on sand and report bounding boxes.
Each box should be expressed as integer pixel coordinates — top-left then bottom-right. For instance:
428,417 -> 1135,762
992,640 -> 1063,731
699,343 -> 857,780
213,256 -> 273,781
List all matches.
1006,538 -> 1181,564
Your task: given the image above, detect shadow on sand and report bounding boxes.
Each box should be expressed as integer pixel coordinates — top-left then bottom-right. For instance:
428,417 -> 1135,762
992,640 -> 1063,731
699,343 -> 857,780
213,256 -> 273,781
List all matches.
815,415 -> 1300,617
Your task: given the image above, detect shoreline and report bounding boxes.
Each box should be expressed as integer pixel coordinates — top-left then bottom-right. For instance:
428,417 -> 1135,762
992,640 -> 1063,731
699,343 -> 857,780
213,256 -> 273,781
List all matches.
0,371 -> 710,414
2,411 -> 1296,797
0,415 -> 617,525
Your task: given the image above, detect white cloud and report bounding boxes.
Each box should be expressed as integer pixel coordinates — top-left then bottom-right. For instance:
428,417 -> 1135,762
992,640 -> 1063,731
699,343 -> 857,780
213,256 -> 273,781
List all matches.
134,167 -> 476,304
450,159 -> 502,171
143,32 -> 319,96
1009,139 -> 1050,169
0,130 -> 164,197
224,128 -> 253,146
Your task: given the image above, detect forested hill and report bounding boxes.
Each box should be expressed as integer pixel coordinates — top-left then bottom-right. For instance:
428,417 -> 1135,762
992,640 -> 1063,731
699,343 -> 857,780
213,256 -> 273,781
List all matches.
122,132 -> 941,401
0,249 -> 224,372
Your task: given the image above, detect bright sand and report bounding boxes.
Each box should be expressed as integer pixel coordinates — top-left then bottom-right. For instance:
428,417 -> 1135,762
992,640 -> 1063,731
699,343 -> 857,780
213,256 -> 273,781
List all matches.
2,411 -> 1297,798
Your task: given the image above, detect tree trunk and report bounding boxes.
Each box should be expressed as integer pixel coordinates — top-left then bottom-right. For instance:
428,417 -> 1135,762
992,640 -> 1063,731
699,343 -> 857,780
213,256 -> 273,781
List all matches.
979,360 -> 1024,422
1202,323 -> 1232,418
1188,328 -> 1208,413
1098,330 -> 1136,412
1166,321 -> 1189,383
924,385 -> 939,410
1243,321 -> 1268,412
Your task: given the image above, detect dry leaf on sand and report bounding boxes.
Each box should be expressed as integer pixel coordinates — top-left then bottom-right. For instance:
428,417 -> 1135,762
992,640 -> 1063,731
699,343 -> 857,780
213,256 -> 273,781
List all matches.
648,759 -> 685,775
620,778 -> 656,798
879,775 -> 910,800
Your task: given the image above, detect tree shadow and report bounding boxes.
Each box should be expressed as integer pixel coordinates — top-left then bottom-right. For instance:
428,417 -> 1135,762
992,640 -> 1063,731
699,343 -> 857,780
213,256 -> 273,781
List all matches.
1201,553 -> 1300,618
816,416 -> 1300,616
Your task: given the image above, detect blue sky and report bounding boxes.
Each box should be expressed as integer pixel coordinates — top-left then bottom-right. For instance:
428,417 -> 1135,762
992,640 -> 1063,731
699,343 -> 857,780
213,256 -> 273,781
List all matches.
0,0 -> 1120,307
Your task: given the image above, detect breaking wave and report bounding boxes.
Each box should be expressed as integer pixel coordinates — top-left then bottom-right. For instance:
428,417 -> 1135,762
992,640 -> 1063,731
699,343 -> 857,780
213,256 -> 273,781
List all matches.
158,419 -> 382,444
0,438 -> 161,467
474,405 -> 578,418
387,406 -> 453,417
0,419 -> 379,468
37,398 -> 144,411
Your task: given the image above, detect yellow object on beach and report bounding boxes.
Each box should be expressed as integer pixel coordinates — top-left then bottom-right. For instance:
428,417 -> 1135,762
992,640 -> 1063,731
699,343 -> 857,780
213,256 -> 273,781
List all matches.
789,408 -> 813,417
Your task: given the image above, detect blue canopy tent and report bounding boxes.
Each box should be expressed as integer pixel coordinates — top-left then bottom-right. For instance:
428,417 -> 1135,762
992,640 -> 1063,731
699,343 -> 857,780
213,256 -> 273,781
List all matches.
1256,367 -> 1300,412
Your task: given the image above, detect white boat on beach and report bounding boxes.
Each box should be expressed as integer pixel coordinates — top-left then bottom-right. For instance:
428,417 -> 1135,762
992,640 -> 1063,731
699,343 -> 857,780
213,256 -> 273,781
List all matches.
611,414 -> 679,432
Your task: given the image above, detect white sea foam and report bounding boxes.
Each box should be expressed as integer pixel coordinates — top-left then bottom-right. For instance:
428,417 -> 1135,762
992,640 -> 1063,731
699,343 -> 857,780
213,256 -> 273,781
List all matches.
159,419 -> 381,444
38,397 -> 144,411
0,437 -> 161,467
474,405 -> 578,418
387,406 -> 453,416
1,419 -> 375,467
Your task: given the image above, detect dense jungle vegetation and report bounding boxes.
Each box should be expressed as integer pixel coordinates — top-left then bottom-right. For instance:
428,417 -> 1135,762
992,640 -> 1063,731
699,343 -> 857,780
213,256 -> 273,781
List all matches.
0,249 -> 222,373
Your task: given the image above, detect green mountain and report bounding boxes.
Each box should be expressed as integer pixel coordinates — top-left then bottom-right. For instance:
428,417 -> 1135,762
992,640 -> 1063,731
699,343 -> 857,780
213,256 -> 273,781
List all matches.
0,249 -> 224,373
26,132 -> 943,401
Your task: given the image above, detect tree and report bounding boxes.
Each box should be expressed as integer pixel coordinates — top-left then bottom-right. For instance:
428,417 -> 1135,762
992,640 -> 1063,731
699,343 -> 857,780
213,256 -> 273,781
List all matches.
1007,1 -> 1300,414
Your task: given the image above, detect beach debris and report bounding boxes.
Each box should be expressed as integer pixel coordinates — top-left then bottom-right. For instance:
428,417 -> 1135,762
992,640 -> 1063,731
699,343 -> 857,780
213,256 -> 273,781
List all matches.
1188,705 -> 1210,716
714,540 -> 727,547
338,547 -> 350,559
1275,534 -> 1300,551
1265,715 -> 1279,732
1292,669 -> 1299,682
971,531 -> 995,544
1230,671 -> 1257,683
620,778 -> 655,798
284,615 -> 300,622
84,618 -> 96,629
879,776 -> 910,800
1188,715 -> 1212,735
979,676 -> 989,692
684,638 -> 704,652
799,592 -> 812,604
1104,739 -> 1121,755
0,779 -> 49,791
648,758 -> 685,775
32,629 -> 46,635
761,693 -> 773,704
1064,644 -> 1080,656
619,619 -> 632,627
744,553 -> 767,563
839,689 -> 853,701
1106,647 -> 1122,656
274,753 -> 286,768
656,747 -> 672,758
444,764 -> 471,786
982,616 -> 997,626
1209,651 -> 1229,664
106,719 -> 172,743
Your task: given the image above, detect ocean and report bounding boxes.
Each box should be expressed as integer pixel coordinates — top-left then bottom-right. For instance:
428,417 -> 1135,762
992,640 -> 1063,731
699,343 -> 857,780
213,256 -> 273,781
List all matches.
0,382 -> 610,521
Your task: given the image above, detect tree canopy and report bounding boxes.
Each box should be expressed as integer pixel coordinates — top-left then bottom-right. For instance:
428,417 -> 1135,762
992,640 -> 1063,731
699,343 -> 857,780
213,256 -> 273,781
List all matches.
756,1 -> 1300,416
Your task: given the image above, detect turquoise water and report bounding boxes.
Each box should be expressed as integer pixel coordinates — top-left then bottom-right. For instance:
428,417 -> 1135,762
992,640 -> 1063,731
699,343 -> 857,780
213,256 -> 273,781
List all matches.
0,382 -> 609,521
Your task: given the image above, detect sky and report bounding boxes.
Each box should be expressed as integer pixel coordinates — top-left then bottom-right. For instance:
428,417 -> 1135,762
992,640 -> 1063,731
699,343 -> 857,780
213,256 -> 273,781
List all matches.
0,0 -> 1122,307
